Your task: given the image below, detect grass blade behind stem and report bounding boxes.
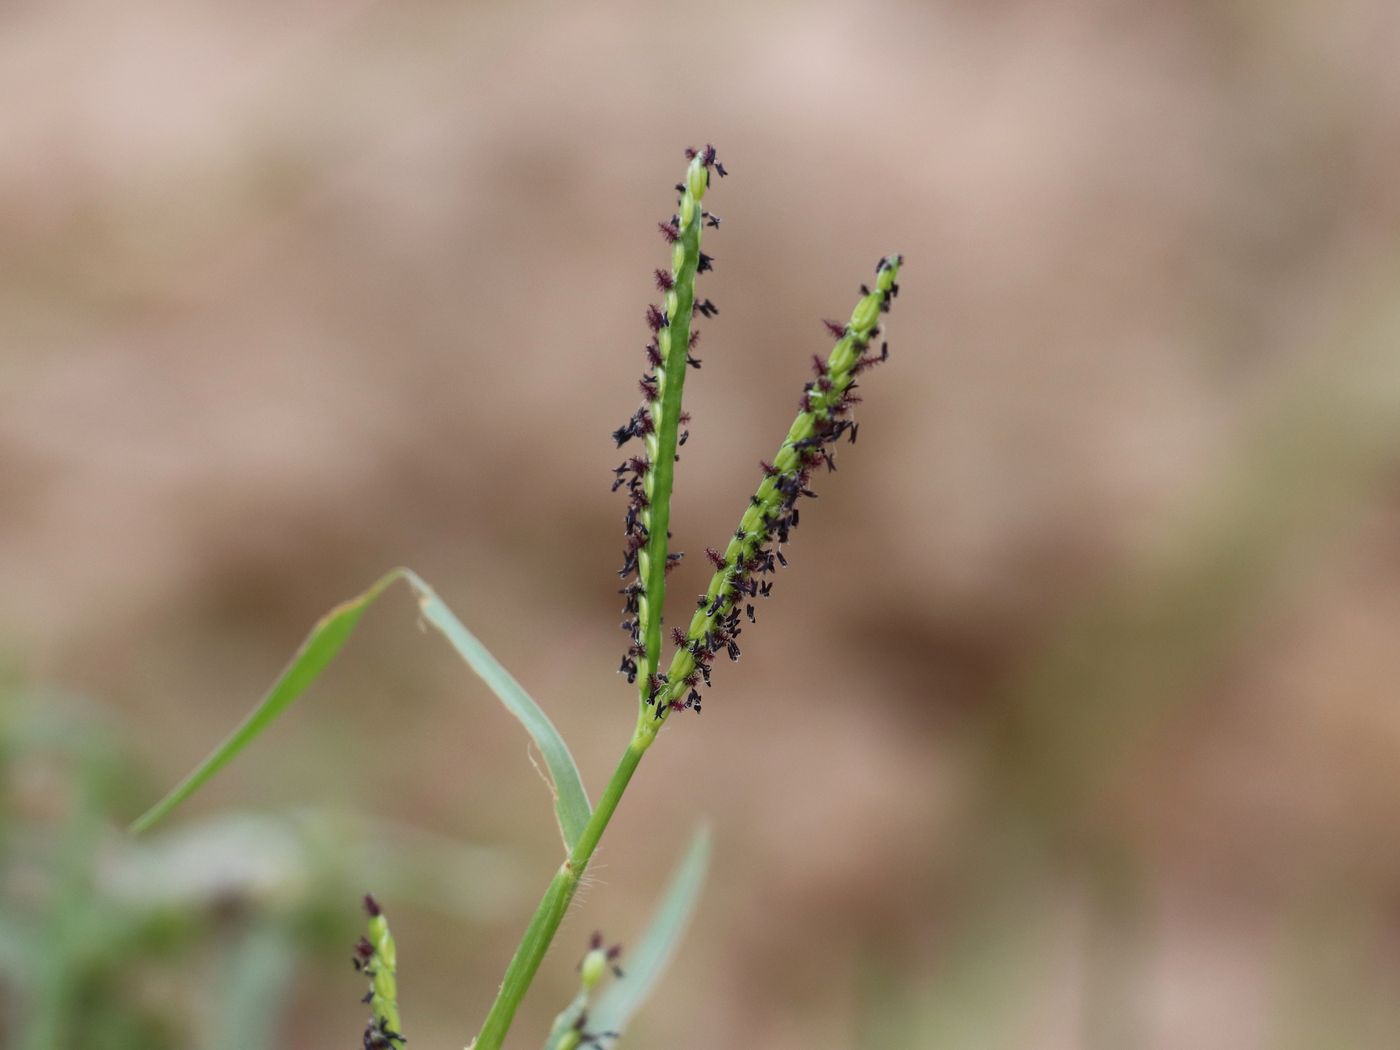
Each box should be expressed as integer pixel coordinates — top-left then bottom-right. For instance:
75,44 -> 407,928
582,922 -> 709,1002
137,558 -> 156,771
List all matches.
130,569 -> 592,852
587,825 -> 711,1039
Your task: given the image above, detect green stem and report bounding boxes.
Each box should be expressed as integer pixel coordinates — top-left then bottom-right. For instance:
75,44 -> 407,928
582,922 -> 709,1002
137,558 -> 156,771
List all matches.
474,152 -> 719,1049
472,724 -> 657,1050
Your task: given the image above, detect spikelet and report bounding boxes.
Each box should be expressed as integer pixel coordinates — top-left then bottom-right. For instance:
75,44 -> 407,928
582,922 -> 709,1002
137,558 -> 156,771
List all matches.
354,894 -> 406,1049
542,932 -> 625,1050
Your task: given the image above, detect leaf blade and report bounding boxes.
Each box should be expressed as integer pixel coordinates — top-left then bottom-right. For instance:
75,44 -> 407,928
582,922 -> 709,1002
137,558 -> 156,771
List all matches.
131,569 -> 592,851
129,570 -> 405,835
401,570 -> 592,851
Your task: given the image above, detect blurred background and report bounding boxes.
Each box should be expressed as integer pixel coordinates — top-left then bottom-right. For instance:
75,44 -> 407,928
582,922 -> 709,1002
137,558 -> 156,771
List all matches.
3,0 -> 1400,1047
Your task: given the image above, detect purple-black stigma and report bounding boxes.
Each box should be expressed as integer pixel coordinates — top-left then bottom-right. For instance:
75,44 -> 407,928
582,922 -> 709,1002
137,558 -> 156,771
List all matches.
614,147 -> 724,696
650,254 -> 903,717
365,1018 -> 406,1050
353,936 -> 375,971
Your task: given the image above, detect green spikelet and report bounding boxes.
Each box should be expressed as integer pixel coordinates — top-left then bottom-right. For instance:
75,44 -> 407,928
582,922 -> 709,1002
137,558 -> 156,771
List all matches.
354,894 -> 406,1049
542,932 -> 624,1050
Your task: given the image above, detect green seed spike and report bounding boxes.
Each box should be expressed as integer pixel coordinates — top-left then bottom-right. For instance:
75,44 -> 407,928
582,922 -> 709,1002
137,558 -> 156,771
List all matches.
634,148 -> 721,712
648,255 -> 904,720
541,933 -> 624,1050
356,894 -> 406,1049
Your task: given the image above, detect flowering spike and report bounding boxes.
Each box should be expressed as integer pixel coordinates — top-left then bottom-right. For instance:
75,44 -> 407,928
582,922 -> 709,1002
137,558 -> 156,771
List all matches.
546,934 -> 627,1050
354,894 -> 406,1048
646,255 -> 903,716
614,147 -> 724,707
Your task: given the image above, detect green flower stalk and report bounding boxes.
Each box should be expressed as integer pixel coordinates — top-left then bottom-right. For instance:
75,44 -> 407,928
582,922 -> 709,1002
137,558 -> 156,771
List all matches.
353,894 -> 405,1049
644,254 -> 904,723
613,146 -> 725,711
476,152 -> 730,1050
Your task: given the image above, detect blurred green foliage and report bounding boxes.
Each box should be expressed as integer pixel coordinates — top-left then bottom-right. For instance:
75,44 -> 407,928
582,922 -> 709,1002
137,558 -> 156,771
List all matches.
0,687 -> 520,1048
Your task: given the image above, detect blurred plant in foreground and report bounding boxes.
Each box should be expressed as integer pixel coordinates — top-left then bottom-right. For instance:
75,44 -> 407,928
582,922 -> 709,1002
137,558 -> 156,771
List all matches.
0,689 -> 519,1049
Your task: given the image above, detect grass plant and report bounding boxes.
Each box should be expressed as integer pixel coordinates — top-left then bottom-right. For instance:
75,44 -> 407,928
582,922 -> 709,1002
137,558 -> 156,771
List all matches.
132,145 -> 904,1048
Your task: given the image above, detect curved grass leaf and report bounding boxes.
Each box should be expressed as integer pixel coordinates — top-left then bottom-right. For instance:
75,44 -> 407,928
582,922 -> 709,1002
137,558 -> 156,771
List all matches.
585,825 -> 711,1041
128,570 -> 403,836
129,569 -> 591,851
400,569 -> 591,850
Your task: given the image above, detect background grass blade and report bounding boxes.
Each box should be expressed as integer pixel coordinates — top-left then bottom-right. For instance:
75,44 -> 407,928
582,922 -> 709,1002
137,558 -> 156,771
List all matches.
586,825 -> 711,1040
401,569 -> 591,851
207,922 -> 297,1050
131,570 -> 592,851
129,570 -> 404,835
